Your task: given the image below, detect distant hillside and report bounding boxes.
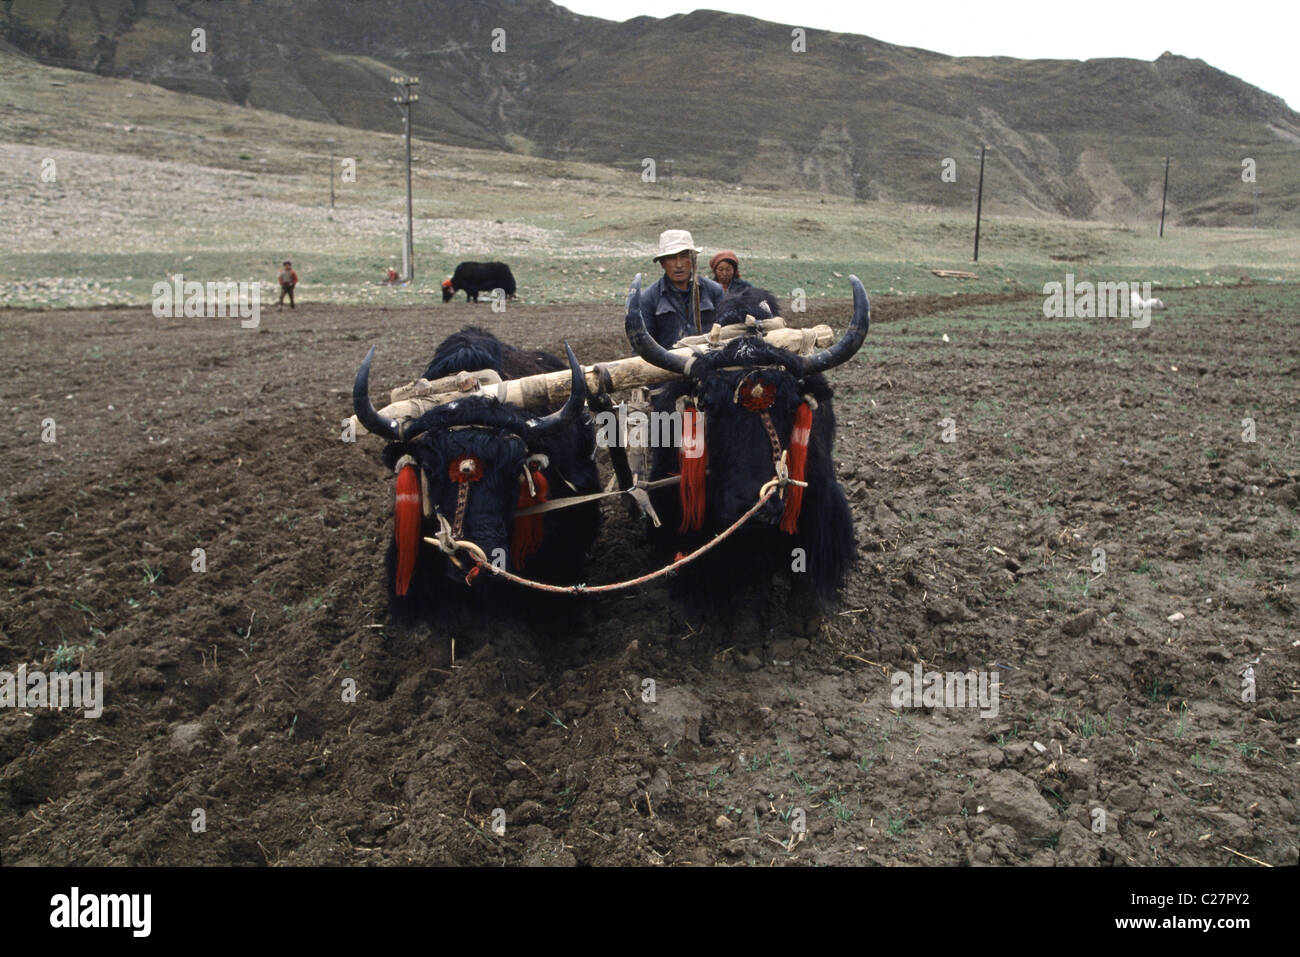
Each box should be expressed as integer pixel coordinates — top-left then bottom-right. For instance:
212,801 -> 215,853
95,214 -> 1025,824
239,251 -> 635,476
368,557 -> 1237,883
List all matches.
5,0 -> 1300,224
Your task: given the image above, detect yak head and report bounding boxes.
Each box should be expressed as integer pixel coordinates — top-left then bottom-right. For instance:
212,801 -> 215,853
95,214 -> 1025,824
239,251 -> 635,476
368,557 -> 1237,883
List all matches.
626,274 -> 869,531
440,278 -> 455,303
353,342 -> 589,591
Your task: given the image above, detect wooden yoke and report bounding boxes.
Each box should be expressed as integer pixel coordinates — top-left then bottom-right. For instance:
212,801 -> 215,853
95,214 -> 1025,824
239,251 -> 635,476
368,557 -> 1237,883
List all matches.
350,320 -> 834,436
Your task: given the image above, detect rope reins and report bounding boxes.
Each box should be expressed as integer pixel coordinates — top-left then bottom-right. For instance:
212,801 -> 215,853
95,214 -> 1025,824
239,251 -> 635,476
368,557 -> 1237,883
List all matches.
433,481 -> 784,594
511,473 -> 683,519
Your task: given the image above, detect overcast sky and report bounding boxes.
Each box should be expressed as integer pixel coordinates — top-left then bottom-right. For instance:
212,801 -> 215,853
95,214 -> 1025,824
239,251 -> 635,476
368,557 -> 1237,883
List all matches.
555,0 -> 1298,111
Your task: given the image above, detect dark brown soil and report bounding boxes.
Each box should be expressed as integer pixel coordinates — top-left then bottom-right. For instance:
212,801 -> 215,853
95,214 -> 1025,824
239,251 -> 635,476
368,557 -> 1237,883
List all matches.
1,290 -> 1296,866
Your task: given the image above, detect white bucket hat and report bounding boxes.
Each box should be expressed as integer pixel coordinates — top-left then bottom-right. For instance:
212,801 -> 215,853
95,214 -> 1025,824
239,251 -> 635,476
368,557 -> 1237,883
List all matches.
654,229 -> 701,261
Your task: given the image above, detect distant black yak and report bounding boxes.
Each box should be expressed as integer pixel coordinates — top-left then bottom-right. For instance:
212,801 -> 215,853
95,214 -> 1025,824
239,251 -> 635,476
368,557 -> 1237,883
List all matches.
353,327 -> 600,620
442,261 -> 517,303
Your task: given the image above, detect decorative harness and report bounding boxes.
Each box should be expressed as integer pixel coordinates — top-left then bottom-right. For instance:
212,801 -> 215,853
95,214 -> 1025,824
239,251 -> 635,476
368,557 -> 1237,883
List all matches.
677,367 -> 816,536
389,425 -> 554,596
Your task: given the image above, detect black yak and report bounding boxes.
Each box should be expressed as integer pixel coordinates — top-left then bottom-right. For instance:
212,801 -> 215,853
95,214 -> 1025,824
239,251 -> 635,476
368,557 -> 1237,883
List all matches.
624,276 -> 868,610
353,327 -> 600,620
441,261 -> 517,303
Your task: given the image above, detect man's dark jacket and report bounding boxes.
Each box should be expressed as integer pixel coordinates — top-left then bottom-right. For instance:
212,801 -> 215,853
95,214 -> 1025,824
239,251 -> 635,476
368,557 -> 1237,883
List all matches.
636,273 -> 726,348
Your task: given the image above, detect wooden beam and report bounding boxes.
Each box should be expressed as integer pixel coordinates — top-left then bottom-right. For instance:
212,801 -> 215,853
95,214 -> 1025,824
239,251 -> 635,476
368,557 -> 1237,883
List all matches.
351,321 -> 834,436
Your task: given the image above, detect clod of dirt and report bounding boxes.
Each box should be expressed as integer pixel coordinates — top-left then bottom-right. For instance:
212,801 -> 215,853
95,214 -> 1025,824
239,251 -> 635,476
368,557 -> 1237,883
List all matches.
980,770 -> 1061,841
1062,609 -> 1097,637
29,710 -> 60,743
514,800 -> 544,824
514,825 -> 577,867
1206,812 -> 1253,843
925,596 -> 973,624
169,721 -> 203,751
638,687 -> 707,749
646,768 -> 671,803
1108,783 -> 1143,810
1264,481 -> 1299,506
873,502 -> 901,529
132,667 -> 166,691
827,736 -> 853,760
722,839 -> 748,858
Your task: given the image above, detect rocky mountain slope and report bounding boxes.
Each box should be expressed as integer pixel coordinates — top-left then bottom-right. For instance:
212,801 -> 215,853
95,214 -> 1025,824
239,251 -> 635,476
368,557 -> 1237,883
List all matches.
5,0 -> 1299,223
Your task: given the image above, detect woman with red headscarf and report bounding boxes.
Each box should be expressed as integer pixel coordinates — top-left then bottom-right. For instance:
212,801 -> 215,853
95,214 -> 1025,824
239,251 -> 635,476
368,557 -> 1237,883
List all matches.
709,250 -> 752,295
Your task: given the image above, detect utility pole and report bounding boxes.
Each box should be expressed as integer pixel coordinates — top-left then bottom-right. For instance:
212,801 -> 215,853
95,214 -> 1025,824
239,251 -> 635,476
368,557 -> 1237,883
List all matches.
329,151 -> 335,210
392,76 -> 419,280
973,145 -> 986,263
1158,156 -> 1170,237
1253,188 -> 1259,229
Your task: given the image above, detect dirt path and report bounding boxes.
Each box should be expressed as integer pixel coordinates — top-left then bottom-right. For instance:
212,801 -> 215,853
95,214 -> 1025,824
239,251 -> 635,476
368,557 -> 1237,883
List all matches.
1,288 -> 1296,865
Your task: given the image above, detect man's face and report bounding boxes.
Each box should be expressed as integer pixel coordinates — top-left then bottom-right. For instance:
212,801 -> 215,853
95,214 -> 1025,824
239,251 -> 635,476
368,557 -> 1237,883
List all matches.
659,250 -> 693,289
713,261 -> 734,283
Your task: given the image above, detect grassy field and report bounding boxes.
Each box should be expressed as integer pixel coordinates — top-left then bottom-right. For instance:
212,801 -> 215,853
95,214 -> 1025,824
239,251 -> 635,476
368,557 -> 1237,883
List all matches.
3,49 -> 1300,310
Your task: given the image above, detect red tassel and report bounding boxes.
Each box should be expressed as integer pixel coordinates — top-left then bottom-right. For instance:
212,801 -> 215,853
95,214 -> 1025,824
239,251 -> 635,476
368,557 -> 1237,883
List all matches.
394,465 -> 421,596
679,407 -> 707,532
780,402 -> 813,534
511,467 -> 549,569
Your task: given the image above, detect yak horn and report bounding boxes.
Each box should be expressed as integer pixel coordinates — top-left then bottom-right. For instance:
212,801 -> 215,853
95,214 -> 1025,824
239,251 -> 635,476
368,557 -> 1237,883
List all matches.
797,275 -> 869,376
525,342 -> 587,437
624,274 -> 691,376
353,347 -> 404,441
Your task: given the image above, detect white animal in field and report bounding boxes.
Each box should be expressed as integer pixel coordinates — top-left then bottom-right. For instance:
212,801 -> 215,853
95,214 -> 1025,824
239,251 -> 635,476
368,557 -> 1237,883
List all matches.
1131,290 -> 1165,312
